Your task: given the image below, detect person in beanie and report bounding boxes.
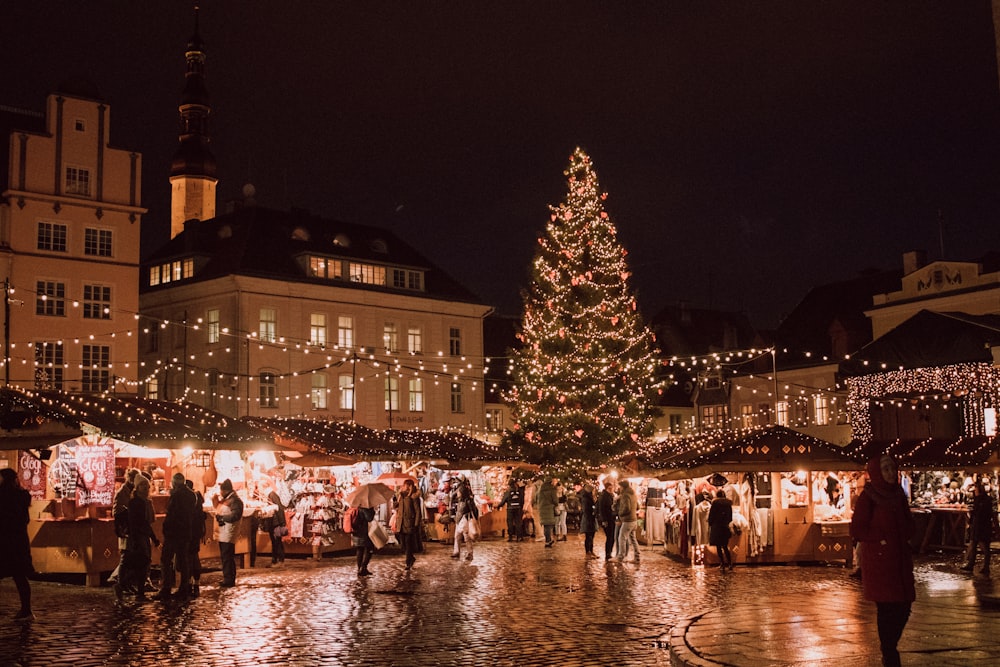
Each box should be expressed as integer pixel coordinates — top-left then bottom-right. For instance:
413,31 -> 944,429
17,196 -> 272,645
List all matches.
962,480 -> 996,576
214,479 -> 244,587
0,468 -> 34,621
494,479 -> 525,542
109,468 -> 139,584
597,480 -> 617,559
578,482 -> 599,558
850,455 -> 915,667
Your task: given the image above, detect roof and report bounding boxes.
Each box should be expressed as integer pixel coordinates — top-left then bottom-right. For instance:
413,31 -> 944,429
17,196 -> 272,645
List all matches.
844,436 -> 1000,469
649,304 -> 759,357
775,267 -> 902,363
642,425 -> 861,475
1,388 -> 272,449
0,103 -> 46,193
142,206 -> 485,305
841,310 -> 1000,376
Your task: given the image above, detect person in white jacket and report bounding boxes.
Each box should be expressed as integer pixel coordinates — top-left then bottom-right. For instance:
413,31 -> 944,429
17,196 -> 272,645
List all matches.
214,479 -> 244,587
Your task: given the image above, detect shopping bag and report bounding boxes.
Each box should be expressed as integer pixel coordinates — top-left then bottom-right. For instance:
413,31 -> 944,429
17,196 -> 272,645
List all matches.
468,517 -> 481,540
368,521 -> 389,549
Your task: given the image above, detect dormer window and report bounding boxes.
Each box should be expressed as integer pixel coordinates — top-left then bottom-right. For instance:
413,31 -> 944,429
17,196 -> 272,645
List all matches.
333,233 -> 351,248
371,239 -> 388,253
149,258 -> 195,286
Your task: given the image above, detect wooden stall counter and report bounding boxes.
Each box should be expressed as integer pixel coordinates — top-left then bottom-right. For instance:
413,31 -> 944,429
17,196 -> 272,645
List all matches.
919,505 -> 968,553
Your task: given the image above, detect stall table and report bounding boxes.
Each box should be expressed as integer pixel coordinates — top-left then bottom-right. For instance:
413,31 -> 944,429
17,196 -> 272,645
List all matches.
919,506 -> 968,553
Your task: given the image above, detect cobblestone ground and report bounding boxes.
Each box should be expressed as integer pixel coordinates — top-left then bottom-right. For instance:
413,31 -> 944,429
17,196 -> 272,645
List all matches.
0,536 -> 911,667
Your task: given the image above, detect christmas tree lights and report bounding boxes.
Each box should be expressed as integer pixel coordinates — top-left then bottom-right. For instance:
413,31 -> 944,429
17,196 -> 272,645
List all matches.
503,149 -> 660,468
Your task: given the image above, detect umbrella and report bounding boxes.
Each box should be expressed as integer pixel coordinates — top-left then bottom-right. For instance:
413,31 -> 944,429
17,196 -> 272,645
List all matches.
346,482 -> 394,508
376,471 -> 418,488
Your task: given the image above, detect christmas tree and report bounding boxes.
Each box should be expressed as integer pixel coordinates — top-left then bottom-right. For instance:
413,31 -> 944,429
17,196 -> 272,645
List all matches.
505,148 -> 660,471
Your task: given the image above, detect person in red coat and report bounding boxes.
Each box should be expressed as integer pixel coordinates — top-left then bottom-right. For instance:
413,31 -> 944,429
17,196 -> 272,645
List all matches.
850,455 -> 915,667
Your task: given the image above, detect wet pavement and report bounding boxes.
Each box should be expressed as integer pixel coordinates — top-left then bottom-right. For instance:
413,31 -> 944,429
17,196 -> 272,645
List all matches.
0,536 -> 996,666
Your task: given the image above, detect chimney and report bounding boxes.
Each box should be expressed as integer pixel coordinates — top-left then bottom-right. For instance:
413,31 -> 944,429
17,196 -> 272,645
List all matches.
902,250 -> 926,276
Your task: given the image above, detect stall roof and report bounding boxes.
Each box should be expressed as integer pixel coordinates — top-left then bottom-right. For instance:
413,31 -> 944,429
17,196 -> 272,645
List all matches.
844,435 -> 1000,469
1,388 -> 275,449
644,425 -> 862,478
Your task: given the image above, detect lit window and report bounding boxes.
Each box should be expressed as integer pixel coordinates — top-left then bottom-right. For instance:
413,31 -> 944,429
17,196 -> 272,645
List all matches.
338,315 -> 353,348
384,322 -> 398,353
311,373 -> 328,410
259,371 -> 277,408
207,309 -> 220,344
259,308 -> 277,343
310,313 -> 327,346
409,378 -> 424,412
339,374 -> 354,410
146,376 -> 159,400
182,258 -> 194,278
776,401 -> 789,427
407,326 -> 422,354
37,222 -> 67,252
486,408 -> 502,431
668,414 -> 682,434
82,284 -> 111,320
740,404 -> 754,429
34,342 -> 63,390
450,382 -> 464,413
449,327 -> 462,356
35,281 -> 65,316
385,376 -> 399,411
309,256 -> 342,279
149,267 -> 160,286
348,262 -> 386,285
84,228 -> 113,257
65,166 -> 90,196
814,395 -> 830,426
82,344 -> 111,392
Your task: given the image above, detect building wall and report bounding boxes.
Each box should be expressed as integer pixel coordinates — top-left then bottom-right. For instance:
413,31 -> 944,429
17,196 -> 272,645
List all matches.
1,94 -> 144,391
139,275 -> 489,431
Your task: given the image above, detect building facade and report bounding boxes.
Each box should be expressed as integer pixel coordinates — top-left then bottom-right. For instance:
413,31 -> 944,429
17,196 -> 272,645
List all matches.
0,87 -> 144,392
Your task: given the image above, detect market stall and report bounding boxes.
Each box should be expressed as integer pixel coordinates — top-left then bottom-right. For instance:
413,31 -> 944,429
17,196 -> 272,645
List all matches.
645,426 -> 863,567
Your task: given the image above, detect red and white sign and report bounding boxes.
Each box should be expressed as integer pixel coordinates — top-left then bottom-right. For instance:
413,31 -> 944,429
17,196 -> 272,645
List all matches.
17,450 -> 47,500
75,440 -> 115,506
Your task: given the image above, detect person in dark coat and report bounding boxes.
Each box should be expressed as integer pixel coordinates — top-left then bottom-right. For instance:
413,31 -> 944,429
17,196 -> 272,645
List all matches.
351,506 -> 376,577
578,482 -> 598,558
186,480 -> 206,597
494,479 -> 525,542
266,490 -> 287,568
962,480 -> 996,576
707,489 -> 734,570
115,475 -> 159,602
398,479 -> 423,568
597,480 -> 617,559
155,473 -> 197,600
850,455 -> 915,667
0,468 -> 34,621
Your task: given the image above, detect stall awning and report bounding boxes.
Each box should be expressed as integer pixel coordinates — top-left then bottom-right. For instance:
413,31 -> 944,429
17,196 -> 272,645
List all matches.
644,425 -> 862,478
844,435 -> 1000,469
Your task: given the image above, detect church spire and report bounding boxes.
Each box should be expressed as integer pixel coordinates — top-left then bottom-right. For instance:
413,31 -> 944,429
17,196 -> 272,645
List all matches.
170,3 -> 217,239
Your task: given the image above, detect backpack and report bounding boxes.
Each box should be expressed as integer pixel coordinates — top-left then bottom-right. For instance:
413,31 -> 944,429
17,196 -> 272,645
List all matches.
343,506 -> 359,533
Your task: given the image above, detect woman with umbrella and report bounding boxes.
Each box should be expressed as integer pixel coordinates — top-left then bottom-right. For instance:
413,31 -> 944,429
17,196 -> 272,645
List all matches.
346,482 -> 393,577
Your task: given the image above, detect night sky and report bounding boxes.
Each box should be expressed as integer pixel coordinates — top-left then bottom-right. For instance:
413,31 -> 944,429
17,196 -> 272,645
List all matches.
6,2 -> 1000,328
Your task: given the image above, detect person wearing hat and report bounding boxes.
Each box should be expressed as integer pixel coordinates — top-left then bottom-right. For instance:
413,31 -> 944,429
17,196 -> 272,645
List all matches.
850,455 -> 915,667
615,479 -> 639,563
214,479 -> 244,588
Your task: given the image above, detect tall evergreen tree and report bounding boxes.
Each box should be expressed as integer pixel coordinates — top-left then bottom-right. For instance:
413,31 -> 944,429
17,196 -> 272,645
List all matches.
505,148 -> 660,471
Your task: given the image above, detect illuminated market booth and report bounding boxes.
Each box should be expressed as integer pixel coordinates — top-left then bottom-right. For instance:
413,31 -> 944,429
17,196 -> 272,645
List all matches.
642,425 -> 863,567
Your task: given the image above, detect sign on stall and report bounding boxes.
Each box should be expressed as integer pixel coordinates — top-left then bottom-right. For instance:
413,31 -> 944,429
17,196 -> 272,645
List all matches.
18,450 -> 47,499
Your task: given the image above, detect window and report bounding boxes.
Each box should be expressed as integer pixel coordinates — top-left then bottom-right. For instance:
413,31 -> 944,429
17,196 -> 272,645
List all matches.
449,327 -> 462,356
486,408 -> 502,432
740,404 -> 754,429
308,256 -> 342,279
149,266 -> 160,286
391,268 -> 423,291
385,376 -> 399,411
701,404 -> 728,427
82,284 -> 111,319
311,373 -> 328,410
35,281 -> 65,316
407,271 -> 423,291
310,313 -> 327,346
450,382 -> 464,413
348,262 -> 386,286
338,316 -> 353,348
339,374 -> 354,410
757,403 -> 772,426
74,119 -> 86,132
259,371 -> 277,408
146,377 -> 159,400
207,309 -> 220,344
82,344 -> 110,392
383,322 -> 398,353
792,401 -> 809,426
34,342 -> 63,390
409,378 -> 424,412
407,326 -> 422,354
391,269 -> 407,289
37,222 -> 67,252
259,308 -> 277,343
776,401 -> 789,427
151,259 -> 195,286
65,166 -> 90,196
814,395 -> 830,426
84,228 -> 113,257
